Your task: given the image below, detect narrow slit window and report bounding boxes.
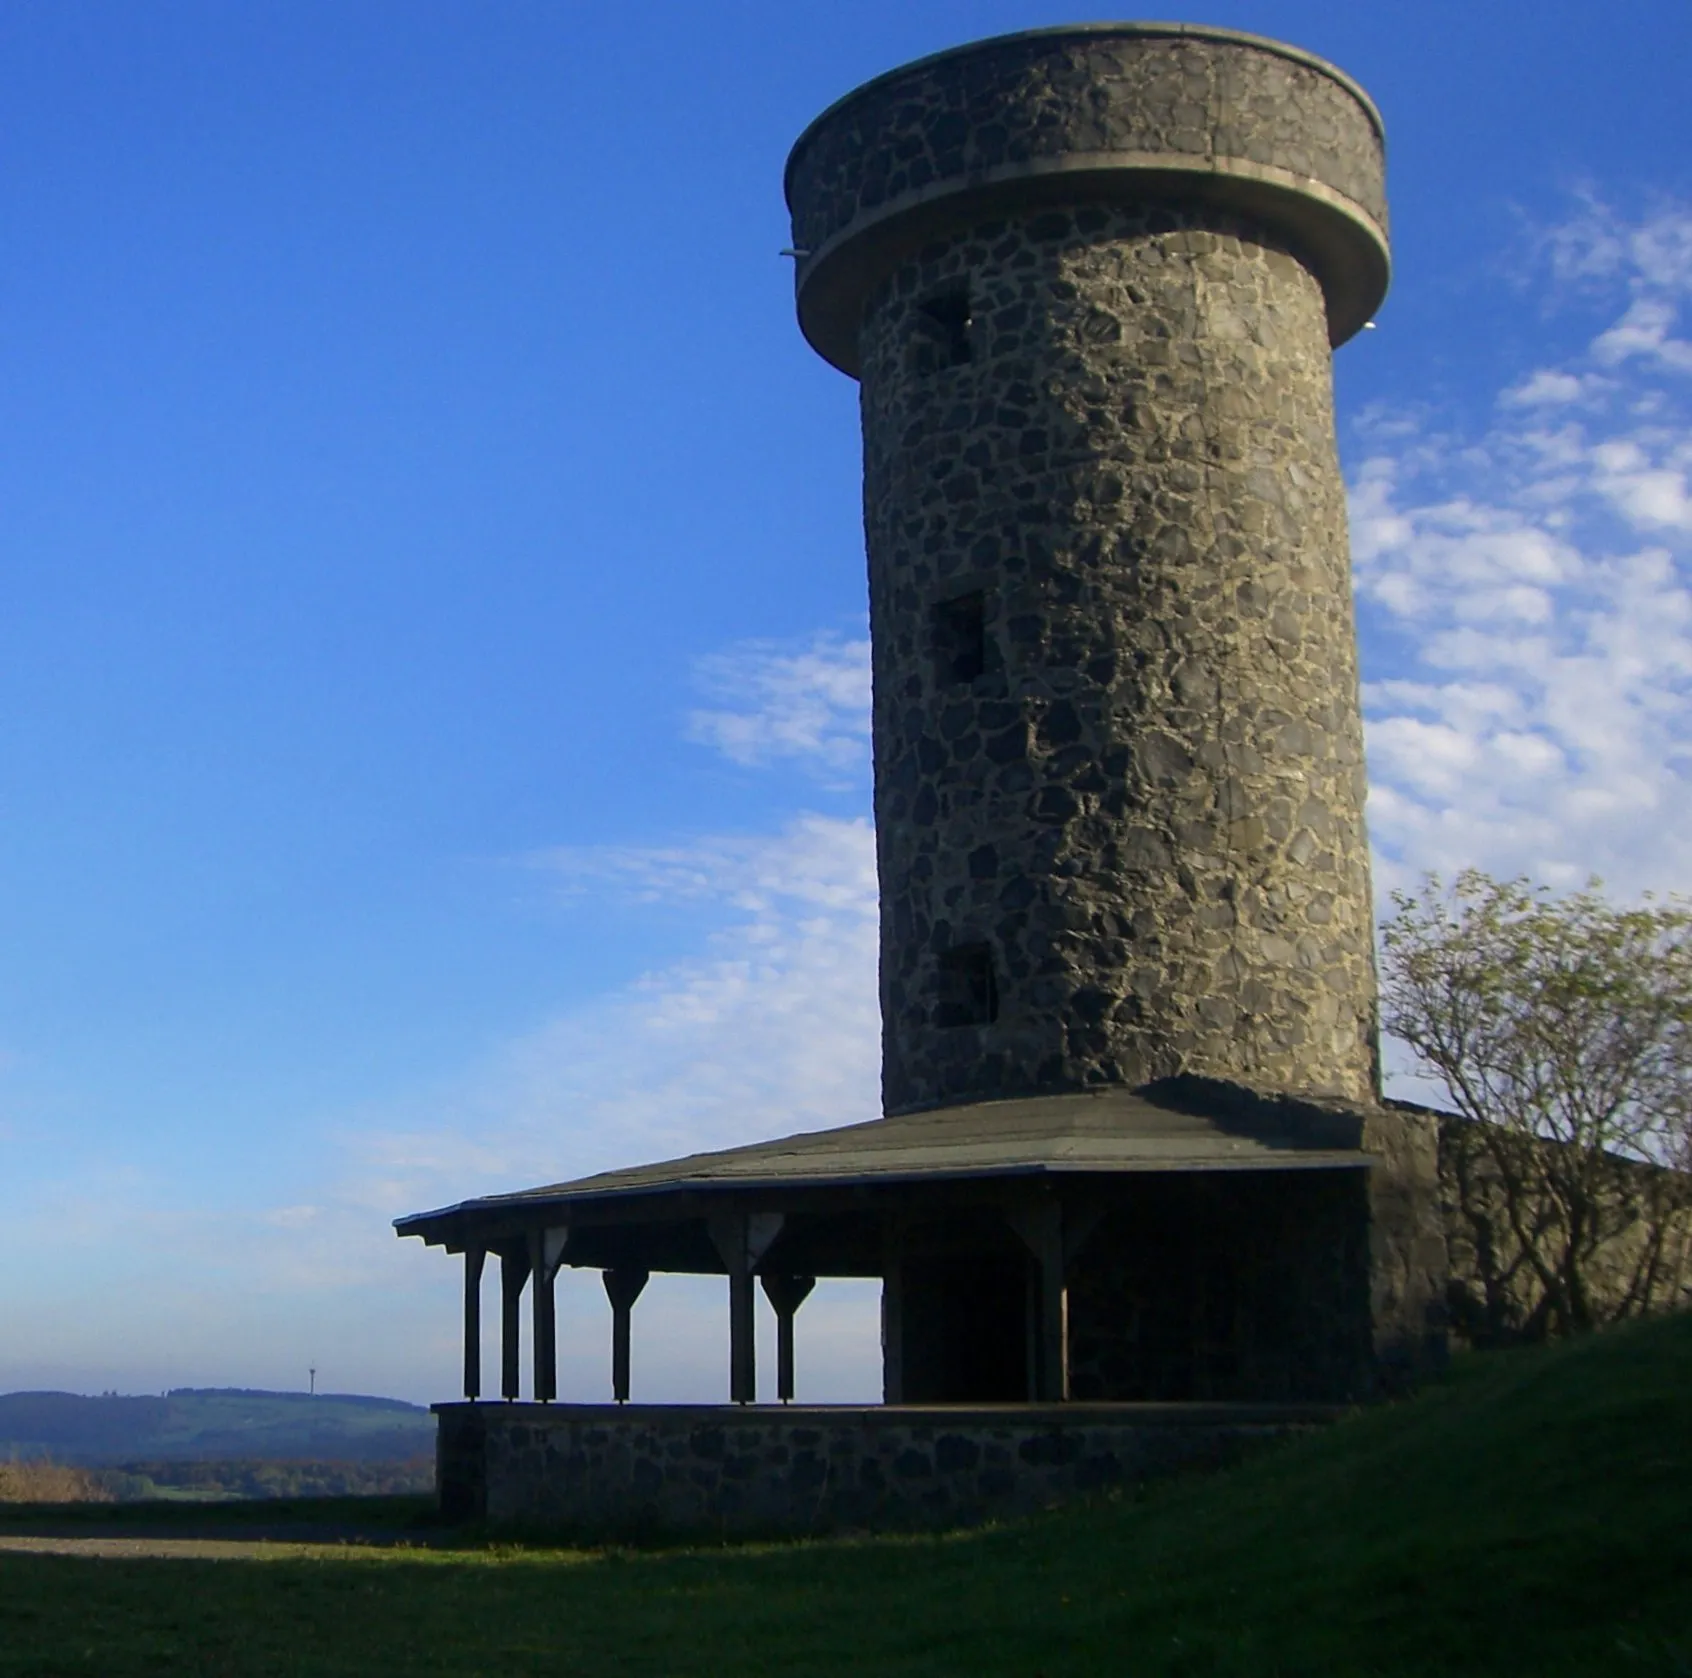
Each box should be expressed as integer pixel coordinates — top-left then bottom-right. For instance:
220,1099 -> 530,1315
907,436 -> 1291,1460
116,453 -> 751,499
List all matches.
937,943 -> 998,1028
910,288 -> 973,373
933,590 -> 987,684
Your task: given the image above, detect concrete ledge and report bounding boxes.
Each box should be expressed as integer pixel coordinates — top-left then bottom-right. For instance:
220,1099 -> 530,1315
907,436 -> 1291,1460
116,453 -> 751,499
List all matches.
793,152 -> 1390,373
435,1401 -> 1341,1534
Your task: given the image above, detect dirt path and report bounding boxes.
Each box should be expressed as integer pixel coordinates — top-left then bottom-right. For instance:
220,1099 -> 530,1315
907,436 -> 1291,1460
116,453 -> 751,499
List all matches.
0,1518 -> 450,1559
0,1532 -> 380,1559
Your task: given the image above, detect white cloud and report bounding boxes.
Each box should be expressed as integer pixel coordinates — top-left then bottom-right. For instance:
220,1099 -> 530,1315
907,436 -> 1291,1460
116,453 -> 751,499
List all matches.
1355,201 -> 1692,899
0,665 -> 884,1404
261,1204 -> 319,1229
358,809 -> 884,1400
503,813 -> 881,1171
1540,196 -> 1692,294
1590,439 -> 1692,529
0,803 -> 885,1404
685,632 -> 871,782
1500,369 -> 1587,408
1592,297 -> 1692,374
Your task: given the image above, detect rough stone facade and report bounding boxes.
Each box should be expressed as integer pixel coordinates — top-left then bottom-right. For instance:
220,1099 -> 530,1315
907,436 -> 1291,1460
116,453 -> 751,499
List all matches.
787,26 -> 1390,1116
858,203 -> 1378,1113
437,1400 -> 1333,1535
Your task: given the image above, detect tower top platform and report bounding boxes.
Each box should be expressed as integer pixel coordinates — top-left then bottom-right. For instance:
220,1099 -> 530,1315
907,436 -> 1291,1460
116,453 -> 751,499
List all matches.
785,22 -> 1389,373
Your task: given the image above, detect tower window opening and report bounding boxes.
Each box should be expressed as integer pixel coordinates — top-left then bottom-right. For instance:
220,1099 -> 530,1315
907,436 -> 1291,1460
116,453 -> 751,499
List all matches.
933,590 -> 987,684
937,943 -> 999,1028
910,288 -> 973,372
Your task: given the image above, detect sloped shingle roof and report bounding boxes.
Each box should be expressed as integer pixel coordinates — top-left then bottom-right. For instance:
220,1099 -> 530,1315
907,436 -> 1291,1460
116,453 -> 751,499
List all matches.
396,1080 -> 1373,1245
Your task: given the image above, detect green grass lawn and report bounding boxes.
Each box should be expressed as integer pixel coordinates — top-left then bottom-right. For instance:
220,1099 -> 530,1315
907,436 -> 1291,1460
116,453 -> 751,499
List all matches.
1,1314 -> 1688,1676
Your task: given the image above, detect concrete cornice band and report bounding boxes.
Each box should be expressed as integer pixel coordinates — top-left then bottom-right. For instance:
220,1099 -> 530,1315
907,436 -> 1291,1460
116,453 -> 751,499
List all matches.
787,24 -> 1390,376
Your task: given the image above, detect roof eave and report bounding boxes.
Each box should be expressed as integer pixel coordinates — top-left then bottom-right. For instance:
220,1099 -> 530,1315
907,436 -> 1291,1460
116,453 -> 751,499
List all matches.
393,1148 -> 1375,1248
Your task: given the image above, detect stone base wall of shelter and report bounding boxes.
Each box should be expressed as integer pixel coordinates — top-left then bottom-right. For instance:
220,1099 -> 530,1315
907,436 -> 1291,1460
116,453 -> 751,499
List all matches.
435,1402 -> 1334,1534
1433,1113 -> 1692,1346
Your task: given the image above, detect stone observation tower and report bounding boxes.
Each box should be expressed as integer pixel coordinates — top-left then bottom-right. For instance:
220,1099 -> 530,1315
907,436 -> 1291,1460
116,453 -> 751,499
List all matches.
400,24 -> 1448,1534
785,23 -> 1389,1115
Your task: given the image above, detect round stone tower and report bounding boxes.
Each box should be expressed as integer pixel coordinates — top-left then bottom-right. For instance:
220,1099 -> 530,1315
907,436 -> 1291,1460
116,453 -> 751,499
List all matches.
786,24 -> 1389,1114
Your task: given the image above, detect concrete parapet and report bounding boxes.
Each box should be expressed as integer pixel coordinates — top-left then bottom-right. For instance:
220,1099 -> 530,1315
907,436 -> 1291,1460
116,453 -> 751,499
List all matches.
787,24 -> 1388,373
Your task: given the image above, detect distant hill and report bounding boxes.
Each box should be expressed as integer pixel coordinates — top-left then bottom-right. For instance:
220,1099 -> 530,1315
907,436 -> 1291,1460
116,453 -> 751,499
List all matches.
0,1387 -> 433,1464
166,1388 -> 421,1411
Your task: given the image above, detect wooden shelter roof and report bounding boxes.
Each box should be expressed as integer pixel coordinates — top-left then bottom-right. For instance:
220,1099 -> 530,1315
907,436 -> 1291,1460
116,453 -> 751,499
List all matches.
395,1079 -> 1374,1251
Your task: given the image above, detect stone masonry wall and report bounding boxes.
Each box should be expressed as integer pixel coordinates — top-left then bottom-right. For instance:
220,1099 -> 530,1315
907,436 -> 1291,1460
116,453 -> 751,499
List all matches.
436,1401 -> 1332,1534
1438,1115 -> 1692,1346
859,199 -> 1379,1112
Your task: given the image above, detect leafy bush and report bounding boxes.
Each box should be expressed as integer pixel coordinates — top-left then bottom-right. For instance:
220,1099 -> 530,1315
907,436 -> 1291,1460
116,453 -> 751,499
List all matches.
114,1457 -> 434,1500
0,1458 -> 114,1503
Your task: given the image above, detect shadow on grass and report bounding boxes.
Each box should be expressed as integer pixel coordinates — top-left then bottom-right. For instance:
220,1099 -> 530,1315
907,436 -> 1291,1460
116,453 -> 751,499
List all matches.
0,1492 -> 442,1545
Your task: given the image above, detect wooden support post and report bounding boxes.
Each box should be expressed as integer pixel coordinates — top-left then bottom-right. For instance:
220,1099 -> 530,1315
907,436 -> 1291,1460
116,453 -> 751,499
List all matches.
602,1268 -> 649,1404
728,1267 -> 756,1404
759,1273 -> 816,1403
881,1222 -> 906,1405
526,1227 -> 570,1405
499,1248 -> 530,1402
462,1246 -> 486,1400
708,1211 -> 784,1405
1008,1200 -> 1069,1403
1024,1264 -> 1042,1403
776,1301 -> 796,1405
529,1231 -> 556,1403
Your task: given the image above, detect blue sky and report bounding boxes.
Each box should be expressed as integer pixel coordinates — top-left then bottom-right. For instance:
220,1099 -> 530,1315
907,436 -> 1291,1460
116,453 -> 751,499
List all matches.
0,1 -> 1688,1405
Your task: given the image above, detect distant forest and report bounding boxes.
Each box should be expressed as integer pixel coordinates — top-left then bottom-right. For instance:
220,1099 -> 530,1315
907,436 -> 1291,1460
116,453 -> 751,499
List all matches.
166,1388 -> 422,1411
0,1387 -> 433,1467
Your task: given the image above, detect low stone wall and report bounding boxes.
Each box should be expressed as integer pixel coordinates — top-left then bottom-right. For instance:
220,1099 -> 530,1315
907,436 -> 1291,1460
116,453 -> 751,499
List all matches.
435,1401 -> 1336,1534
1436,1114 -> 1692,1345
